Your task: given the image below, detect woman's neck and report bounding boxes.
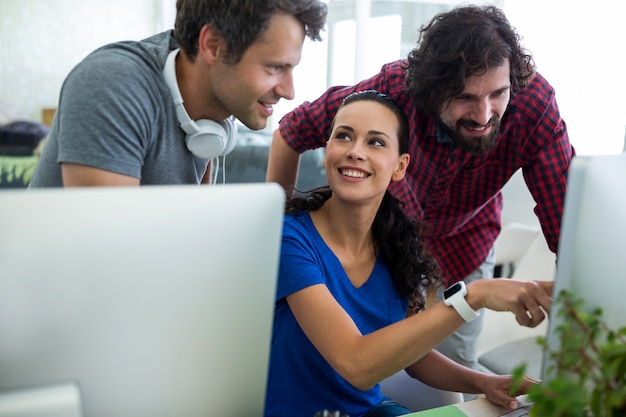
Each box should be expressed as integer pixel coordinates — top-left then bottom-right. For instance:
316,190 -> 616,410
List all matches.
310,197 -> 378,287
312,198 -> 375,249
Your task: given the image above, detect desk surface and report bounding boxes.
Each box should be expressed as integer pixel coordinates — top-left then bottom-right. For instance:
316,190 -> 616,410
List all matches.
405,397 -> 528,417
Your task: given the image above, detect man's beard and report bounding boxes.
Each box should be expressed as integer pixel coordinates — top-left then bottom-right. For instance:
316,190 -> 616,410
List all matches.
440,117 -> 500,156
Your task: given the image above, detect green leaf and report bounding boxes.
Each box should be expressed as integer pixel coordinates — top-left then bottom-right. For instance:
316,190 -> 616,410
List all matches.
527,290 -> 626,416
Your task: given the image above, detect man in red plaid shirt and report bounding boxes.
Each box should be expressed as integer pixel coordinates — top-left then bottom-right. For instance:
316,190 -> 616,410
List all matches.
266,4 -> 574,385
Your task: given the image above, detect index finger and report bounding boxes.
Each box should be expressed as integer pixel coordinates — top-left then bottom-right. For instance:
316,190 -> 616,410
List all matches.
537,280 -> 554,296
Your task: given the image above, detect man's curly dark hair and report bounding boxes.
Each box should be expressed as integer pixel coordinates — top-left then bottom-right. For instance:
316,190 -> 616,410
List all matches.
405,5 -> 535,115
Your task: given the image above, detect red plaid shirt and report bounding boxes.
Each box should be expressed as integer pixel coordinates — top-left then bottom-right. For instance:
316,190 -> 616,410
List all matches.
279,60 -> 574,285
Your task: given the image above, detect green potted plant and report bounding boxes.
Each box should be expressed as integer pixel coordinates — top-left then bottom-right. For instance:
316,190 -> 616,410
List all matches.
513,290 -> 626,417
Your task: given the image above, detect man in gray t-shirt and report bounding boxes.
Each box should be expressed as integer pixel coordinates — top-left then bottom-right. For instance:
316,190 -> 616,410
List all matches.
29,0 -> 327,187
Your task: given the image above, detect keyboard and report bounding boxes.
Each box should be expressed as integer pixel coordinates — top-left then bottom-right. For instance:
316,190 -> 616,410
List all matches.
499,404 -> 533,416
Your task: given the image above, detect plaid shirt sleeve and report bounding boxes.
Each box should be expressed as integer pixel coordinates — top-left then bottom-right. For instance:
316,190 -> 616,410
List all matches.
514,73 -> 575,254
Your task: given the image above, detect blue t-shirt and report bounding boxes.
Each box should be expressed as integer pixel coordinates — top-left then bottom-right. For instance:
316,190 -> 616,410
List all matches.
264,212 -> 409,417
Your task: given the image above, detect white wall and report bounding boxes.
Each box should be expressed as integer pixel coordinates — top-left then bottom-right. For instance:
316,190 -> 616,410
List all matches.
503,0 -> 626,155
0,0 -> 172,123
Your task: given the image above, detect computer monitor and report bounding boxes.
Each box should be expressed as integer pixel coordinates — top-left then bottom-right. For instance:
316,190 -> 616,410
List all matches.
543,153 -> 626,380
0,183 -> 285,417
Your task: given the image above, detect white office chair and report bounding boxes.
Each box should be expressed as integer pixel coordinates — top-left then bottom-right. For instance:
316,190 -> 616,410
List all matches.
477,235 -> 556,379
493,222 -> 542,277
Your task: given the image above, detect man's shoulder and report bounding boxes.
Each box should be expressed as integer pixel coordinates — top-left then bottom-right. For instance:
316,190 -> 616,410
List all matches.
507,72 -> 557,119
65,32 -> 173,102
81,31 -> 172,73
511,72 -> 555,104
378,59 -> 409,79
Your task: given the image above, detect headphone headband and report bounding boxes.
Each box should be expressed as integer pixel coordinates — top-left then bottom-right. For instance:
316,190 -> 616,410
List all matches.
163,49 -> 199,134
162,49 -> 237,158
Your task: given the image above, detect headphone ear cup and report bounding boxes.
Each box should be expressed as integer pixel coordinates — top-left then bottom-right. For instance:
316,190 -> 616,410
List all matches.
185,119 -> 238,159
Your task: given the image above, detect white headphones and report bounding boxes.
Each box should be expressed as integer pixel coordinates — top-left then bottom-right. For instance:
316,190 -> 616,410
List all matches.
162,49 -> 237,159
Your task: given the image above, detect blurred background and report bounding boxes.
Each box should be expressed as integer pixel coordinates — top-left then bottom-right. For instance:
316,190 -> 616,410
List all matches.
1,0 -> 624,155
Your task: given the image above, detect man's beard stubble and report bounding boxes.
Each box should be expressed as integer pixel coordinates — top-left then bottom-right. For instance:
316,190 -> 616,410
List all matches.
440,116 -> 500,156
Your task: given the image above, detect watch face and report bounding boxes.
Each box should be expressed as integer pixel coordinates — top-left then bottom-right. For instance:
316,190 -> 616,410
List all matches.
444,282 -> 462,299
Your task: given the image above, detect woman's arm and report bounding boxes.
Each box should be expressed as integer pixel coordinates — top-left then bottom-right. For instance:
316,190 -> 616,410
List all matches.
405,350 -> 538,410
286,278 -> 552,391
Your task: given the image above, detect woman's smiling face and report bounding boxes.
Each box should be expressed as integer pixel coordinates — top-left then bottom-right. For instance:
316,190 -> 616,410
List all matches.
323,99 -> 409,205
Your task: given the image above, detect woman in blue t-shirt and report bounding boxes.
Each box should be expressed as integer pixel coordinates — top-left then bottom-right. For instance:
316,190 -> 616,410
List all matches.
264,90 -> 552,417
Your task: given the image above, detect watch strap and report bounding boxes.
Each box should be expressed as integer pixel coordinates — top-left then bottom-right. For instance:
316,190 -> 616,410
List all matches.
447,292 -> 480,322
444,282 -> 480,323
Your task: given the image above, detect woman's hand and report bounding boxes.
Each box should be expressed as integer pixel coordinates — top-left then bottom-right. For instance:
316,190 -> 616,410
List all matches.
466,279 -> 553,327
479,373 -> 539,410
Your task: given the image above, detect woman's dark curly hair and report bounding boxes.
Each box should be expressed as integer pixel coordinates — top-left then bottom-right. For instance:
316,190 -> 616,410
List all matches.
174,0 -> 327,64
405,5 -> 535,115
286,90 -> 443,312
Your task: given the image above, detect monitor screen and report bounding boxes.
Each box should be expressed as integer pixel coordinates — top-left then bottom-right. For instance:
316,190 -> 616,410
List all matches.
0,184 -> 284,417
544,153 -> 626,379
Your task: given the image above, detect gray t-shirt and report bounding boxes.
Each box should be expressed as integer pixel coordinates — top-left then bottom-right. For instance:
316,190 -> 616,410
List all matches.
29,31 -> 208,187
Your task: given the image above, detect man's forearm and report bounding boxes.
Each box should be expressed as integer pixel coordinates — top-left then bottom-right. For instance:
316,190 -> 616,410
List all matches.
266,128 -> 301,196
